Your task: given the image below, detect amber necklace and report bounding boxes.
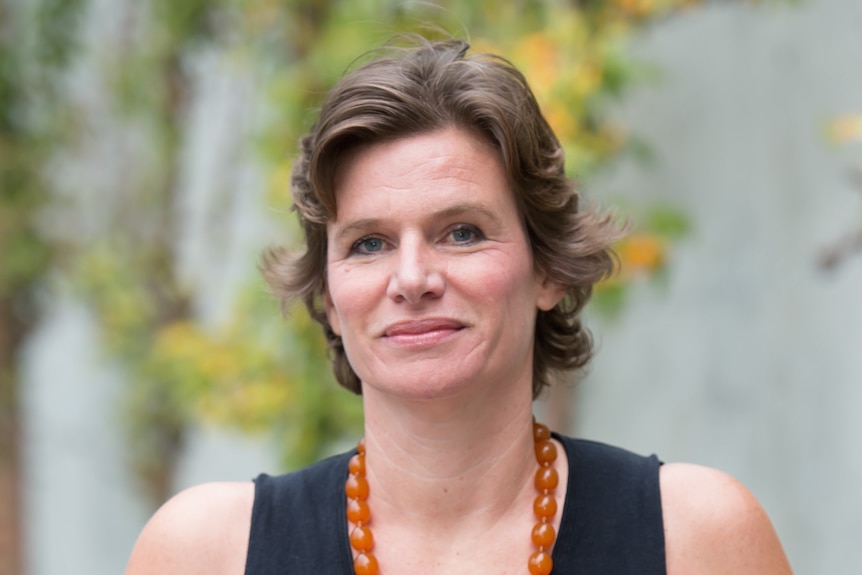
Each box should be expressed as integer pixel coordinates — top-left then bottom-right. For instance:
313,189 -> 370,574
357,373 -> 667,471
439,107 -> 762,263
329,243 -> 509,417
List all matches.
345,421 -> 559,575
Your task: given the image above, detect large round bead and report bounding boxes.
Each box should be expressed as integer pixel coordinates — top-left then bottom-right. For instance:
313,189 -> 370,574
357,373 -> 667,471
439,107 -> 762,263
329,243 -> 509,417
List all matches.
533,422 -> 551,441
349,454 -> 365,475
535,440 -> 557,465
345,475 -> 370,500
350,525 -> 375,552
354,552 -> 379,575
535,466 -> 559,491
347,499 -> 371,524
531,522 -> 556,548
533,494 -> 557,519
528,550 -> 553,575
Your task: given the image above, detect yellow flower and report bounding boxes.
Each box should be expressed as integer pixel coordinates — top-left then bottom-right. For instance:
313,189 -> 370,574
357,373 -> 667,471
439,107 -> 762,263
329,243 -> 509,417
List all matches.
615,0 -> 656,17
572,61 -> 602,97
827,115 -> 862,144
617,233 -> 666,275
516,34 -> 559,96
543,100 -> 578,143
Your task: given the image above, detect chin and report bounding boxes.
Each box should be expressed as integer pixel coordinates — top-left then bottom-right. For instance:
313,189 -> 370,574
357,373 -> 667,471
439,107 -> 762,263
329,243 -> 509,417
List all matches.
362,364 -> 510,403
367,377 -> 467,402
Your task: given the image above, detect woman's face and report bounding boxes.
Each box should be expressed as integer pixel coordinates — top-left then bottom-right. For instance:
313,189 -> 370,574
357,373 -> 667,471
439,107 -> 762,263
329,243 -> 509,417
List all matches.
324,128 -> 563,400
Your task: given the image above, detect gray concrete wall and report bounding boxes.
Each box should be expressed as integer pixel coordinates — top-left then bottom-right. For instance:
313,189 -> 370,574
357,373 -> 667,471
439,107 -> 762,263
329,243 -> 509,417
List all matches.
576,2 -> 862,573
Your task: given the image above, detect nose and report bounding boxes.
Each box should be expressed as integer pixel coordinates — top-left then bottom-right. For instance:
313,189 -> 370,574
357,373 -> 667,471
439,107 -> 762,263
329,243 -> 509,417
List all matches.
386,236 -> 445,304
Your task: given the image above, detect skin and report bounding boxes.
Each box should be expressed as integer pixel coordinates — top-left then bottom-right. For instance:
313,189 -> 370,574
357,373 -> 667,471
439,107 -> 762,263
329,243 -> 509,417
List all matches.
125,128 -> 792,574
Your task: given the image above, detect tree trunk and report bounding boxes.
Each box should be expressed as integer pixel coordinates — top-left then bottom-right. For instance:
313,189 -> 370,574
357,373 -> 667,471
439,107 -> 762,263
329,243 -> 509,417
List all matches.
0,301 -> 23,575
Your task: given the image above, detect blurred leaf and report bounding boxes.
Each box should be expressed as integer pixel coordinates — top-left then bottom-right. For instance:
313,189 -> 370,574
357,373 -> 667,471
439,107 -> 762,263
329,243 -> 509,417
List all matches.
827,115 -> 862,145
645,205 -> 691,238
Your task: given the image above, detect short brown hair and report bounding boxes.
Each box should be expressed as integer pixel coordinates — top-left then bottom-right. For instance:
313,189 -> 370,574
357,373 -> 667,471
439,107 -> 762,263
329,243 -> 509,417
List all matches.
262,37 -> 620,398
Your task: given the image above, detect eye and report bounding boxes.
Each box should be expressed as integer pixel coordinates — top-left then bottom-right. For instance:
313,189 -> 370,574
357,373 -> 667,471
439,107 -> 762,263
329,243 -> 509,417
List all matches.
449,225 -> 483,244
350,236 -> 386,255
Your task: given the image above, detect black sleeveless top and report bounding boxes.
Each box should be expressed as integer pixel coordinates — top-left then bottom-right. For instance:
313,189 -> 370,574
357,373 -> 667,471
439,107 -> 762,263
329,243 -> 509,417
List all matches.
245,435 -> 666,574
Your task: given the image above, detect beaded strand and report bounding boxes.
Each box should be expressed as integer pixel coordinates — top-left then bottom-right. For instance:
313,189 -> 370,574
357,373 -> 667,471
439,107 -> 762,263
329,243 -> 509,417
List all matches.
529,421 -> 558,575
346,439 -> 379,575
345,422 -> 559,575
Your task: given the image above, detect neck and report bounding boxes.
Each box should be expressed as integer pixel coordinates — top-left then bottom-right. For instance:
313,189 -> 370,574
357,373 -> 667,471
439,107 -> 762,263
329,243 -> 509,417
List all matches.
360,385 -> 538,531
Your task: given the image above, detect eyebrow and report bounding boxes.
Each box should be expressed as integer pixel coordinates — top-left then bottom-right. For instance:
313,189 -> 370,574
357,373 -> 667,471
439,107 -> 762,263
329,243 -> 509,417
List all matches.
332,202 -> 505,243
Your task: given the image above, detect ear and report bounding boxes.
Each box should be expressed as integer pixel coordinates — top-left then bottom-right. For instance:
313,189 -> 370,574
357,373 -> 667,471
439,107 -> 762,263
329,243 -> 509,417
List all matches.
323,289 -> 341,336
535,271 -> 567,312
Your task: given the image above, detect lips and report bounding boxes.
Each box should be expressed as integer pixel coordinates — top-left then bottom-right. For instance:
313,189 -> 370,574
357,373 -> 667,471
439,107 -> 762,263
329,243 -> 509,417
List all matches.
382,318 -> 465,346
384,318 -> 464,336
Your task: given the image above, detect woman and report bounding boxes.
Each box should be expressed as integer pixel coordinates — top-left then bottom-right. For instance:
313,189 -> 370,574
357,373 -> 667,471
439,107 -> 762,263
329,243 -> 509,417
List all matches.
126,38 -> 792,574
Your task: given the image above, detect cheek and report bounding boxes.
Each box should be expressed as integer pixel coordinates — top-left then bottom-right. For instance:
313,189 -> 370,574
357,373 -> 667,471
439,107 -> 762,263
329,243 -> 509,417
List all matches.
463,271 -> 534,324
468,252 -> 538,304
325,267 -> 381,332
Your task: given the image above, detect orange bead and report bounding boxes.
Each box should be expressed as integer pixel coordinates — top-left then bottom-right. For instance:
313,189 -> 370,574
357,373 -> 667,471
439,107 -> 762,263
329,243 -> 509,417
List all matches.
357,438 -> 366,455
533,494 -> 557,519
533,422 -> 551,441
354,552 -> 379,575
534,466 -> 559,491
528,550 -> 553,575
535,440 -> 557,465
347,498 -> 371,524
349,454 -> 365,476
350,525 -> 375,552
345,474 -> 370,500
531,522 -> 556,548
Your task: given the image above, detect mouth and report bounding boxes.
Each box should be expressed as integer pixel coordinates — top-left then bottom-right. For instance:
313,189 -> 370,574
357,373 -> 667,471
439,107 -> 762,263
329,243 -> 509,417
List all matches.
382,318 -> 465,347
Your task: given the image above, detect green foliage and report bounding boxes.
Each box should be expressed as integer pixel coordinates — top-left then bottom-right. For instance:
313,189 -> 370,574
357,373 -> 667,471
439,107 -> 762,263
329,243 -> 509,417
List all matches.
644,205 -> 691,239
0,0 -> 82,313
33,0 -> 86,67
0,32 -> 44,305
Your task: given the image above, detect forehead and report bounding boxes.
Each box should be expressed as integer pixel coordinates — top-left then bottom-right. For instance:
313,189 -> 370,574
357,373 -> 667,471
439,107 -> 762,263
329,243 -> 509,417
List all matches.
331,128 -> 513,208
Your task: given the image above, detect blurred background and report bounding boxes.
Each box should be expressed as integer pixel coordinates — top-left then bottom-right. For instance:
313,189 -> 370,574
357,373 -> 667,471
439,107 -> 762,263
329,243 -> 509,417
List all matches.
1,0 -> 861,573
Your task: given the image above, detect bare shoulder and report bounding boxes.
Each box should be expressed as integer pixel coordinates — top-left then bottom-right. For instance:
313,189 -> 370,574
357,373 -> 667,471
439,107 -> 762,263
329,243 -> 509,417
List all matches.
660,463 -> 792,575
125,481 -> 255,575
